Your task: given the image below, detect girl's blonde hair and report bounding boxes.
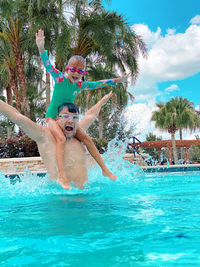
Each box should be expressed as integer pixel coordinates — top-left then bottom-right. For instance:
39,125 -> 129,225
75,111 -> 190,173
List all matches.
68,55 -> 86,68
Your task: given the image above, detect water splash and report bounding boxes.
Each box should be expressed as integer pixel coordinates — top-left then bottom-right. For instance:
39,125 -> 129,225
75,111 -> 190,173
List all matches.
0,140 -> 145,199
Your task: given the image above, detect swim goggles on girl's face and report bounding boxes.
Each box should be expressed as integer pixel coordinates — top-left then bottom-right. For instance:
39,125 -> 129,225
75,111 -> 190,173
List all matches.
65,66 -> 88,75
58,113 -> 79,120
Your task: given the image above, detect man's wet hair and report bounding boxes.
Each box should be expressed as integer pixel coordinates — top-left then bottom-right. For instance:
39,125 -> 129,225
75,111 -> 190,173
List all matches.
58,103 -> 79,114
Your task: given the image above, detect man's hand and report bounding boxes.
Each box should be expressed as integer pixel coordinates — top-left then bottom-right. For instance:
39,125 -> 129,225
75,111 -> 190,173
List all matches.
80,91 -> 115,130
101,91 -> 113,104
36,29 -> 45,53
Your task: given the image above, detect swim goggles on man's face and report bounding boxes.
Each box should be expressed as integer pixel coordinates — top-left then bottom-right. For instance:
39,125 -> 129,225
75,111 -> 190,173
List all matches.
58,113 -> 79,120
65,66 -> 88,75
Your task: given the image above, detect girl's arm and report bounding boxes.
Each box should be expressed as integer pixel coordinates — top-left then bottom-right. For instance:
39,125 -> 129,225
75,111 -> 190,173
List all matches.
78,73 -> 130,91
36,29 -> 64,83
40,51 -> 64,83
78,78 -> 117,91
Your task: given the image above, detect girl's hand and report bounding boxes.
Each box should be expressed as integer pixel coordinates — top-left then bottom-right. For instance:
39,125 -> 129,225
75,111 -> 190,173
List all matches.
116,72 -> 131,83
36,29 -> 45,53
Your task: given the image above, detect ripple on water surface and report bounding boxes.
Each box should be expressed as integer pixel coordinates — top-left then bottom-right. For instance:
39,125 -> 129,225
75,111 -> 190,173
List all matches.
0,160 -> 200,266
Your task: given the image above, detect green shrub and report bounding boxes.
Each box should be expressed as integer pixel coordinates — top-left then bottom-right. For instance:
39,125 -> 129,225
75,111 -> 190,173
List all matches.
0,135 -> 39,158
0,136 -> 108,158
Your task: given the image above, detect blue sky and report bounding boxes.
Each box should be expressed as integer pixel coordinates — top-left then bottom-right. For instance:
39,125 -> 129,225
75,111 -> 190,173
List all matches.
105,0 -> 199,33
104,0 -> 200,139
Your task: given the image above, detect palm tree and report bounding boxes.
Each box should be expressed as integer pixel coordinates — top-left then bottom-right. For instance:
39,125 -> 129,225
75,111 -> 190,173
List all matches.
69,1 -> 147,77
0,0 -> 67,115
0,38 -> 22,111
151,102 -> 178,164
25,55 -> 46,122
0,15 -> 30,117
0,67 -> 12,106
0,44 -> 15,138
168,97 -> 199,140
152,97 -> 200,164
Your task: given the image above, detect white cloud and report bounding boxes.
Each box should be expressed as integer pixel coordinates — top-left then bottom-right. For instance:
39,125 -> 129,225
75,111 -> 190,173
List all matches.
130,21 -> 200,104
166,28 -> 176,35
165,84 -> 179,93
125,16 -> 200,140
195,105 -> 200,111
123,103 -> 172,140
131,24 -> 161,49
182,131 -> 200,140
190,15 -> 200,25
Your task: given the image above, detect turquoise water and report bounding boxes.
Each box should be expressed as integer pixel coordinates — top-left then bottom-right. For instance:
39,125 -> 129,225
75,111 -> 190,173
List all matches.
0,162 -> 200,266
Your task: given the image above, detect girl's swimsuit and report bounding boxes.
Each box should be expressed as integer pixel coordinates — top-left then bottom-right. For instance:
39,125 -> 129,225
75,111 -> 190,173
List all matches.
40,51 -> 117,119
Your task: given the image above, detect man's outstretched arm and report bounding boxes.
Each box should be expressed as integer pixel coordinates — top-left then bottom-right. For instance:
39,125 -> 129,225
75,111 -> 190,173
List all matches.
0,100 -> 45,142
80,91 -> 113,131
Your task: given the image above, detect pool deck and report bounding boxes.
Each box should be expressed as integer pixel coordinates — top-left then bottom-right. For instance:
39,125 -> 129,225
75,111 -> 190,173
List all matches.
142,164 -> 200,173
0,157 -> 200,177
0,157 -> 47,175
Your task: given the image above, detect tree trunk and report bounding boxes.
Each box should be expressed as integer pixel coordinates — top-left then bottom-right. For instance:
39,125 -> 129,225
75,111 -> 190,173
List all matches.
98,108 -> 103,139
5,85 -> 13,138
171,132 -> 178,164
179,128 -> 183,140
5,84 -> 13,106
179,128 -> 184,160
46,72 -> 51,111
10,68 -> 22,112
12,45 -> 30,117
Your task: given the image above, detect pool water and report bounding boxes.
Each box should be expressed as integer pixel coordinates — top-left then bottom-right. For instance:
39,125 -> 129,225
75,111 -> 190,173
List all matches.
0,162 -> 200,266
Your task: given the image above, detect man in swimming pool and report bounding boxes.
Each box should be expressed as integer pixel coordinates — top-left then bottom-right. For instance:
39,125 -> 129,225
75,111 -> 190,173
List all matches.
0,92 -> 113,189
